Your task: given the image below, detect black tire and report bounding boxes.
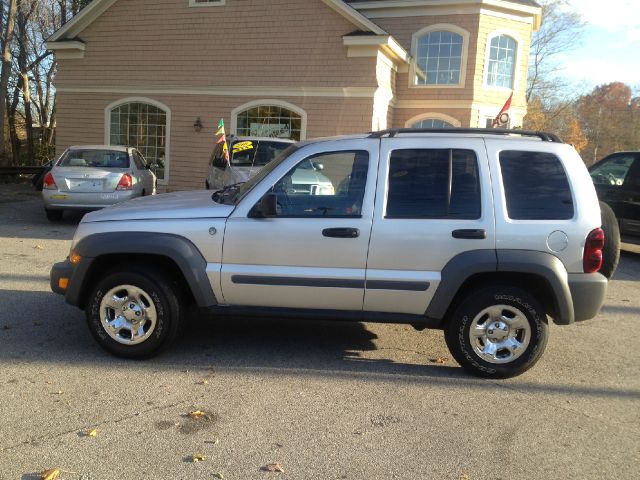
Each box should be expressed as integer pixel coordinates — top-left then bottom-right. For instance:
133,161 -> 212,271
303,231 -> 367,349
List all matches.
45,208 -> 63,221
444,286 -> 549,379
85,266 -> 183,358
599,201 -> 620,279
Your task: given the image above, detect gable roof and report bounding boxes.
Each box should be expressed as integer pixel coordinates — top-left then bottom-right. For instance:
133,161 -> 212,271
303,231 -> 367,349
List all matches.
49,0 -> 386,42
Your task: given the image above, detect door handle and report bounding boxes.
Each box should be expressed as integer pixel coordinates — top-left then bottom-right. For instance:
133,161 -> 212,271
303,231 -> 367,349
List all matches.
452,229 -> 486,239
322,228 -> 360,238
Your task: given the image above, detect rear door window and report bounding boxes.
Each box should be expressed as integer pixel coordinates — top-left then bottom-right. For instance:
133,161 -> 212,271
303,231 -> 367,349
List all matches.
386,149 -> 481,219
500,150 -> 574,220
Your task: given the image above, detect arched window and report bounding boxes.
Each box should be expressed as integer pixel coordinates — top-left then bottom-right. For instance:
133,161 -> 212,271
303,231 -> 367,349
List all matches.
235,104 -> 303,140
414,30 -> 463,85
108,99 -> 169,182
412,118 -> 454,129
486,34 -> 517,88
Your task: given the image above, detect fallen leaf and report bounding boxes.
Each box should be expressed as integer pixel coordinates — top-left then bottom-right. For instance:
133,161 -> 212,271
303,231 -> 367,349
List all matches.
262,463 -> 285,473
460,473 -> 470,480
34,245 -> 44,250
85,428 -> 98,437
196,379 -> 209,385
40,468 -> 61,480
204,438 -> 219,444
188,410 -> 207,419
192,454 -> 206,462
430,357 -> 447,364
54,390 -> 63,395
213,473 -> 224,479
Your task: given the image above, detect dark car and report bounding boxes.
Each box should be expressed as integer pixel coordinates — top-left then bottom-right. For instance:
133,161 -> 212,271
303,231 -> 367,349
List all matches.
589,151 -> 640,278
590,151 -> 640,243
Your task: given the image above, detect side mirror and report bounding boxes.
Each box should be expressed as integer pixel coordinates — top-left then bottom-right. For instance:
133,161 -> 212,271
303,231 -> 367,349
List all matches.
250,193 -> 278,218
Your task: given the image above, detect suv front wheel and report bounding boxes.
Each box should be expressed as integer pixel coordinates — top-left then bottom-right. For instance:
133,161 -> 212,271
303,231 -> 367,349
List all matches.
86,266 -> 183,358
445,286 -> 549,378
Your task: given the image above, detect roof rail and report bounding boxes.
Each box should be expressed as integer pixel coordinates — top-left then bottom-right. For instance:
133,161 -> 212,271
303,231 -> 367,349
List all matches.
367,128 -> 563,143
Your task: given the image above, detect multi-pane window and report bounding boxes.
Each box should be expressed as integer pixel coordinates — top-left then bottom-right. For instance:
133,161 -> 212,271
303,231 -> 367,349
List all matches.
386,149 -> 481,219
110,102 -> 167,181
236,106 -> 302,140
415,31 -> 463,85
411,119 -> 454,129
500,151 -> 574,220
486,35 -> 517,88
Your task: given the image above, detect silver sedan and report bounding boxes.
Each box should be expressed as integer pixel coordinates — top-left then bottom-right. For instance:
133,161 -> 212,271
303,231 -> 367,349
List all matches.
42,145 -> 157,221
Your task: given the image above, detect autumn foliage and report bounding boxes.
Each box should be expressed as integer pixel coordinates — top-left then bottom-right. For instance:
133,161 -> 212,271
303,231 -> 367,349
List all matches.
525,82 -> 639,165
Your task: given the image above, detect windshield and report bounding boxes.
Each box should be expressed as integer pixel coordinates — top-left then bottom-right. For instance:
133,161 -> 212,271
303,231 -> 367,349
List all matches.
230,140 -> 292,167
218,144 -> 301,205
57,149 -> 130,169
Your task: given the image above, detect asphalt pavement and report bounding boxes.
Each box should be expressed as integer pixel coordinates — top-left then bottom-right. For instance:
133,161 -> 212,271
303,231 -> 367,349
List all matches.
0,182 -> 638,480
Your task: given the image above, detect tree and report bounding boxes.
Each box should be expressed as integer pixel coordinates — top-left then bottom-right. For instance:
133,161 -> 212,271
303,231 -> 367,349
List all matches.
527,0 -> 584,105
0,0 -> 18,165
577,82 -> 640,164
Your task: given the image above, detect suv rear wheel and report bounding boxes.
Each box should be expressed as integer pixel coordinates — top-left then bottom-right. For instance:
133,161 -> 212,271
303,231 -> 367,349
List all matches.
445,286 -> 548,378
599,201 -> 620,279
86,267 -> 183,358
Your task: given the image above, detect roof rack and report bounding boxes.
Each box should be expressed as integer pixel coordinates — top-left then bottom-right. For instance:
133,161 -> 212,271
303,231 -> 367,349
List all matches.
367,128 -> 563,143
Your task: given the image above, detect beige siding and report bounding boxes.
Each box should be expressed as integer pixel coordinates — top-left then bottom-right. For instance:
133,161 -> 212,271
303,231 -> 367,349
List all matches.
56,0 -> 378,89
56,92 -> 373,191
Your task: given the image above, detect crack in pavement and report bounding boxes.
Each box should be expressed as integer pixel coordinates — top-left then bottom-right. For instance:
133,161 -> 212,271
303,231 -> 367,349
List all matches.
1,398 -> 193,452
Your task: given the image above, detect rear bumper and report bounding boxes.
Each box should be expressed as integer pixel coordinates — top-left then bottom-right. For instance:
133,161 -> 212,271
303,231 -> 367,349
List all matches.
568,273 -> 608,322
42,189 -> 137,209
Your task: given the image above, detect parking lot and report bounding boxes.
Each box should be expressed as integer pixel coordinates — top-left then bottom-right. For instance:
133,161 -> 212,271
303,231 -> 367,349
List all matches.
1,183 -> 639,479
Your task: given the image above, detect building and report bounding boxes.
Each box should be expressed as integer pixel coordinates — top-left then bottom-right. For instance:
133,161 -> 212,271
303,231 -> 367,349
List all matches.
47,0 -> 542,191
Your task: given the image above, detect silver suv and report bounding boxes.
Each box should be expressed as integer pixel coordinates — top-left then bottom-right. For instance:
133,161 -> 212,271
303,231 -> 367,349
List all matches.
50,129 -> 608,378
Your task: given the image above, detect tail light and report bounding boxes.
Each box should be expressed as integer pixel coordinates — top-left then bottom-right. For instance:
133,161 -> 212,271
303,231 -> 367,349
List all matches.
116,173 -> 133,191
43,172 -> 57,190
583,228 -> 604,273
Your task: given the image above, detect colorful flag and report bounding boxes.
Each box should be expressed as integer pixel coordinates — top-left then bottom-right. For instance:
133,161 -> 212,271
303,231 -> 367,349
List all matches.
215,119 -> 229,164
492,92 -> 513,128
216,119 -> 226,136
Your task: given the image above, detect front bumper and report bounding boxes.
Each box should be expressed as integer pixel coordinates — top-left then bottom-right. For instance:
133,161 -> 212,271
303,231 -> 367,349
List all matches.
568,272 -> 608,322
50,259 -> 74,295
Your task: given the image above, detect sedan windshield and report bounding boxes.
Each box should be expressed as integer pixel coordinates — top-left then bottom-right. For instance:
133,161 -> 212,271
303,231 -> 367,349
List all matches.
57,149 -> 130,169
230,140 -> 292,167
215,144 -> 301,205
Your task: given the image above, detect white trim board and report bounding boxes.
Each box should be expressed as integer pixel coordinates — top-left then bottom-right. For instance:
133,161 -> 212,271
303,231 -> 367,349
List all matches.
56,85 -> 379,98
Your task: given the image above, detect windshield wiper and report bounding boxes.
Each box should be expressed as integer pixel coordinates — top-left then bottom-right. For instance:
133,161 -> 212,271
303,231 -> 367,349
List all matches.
211,182 -> 245,204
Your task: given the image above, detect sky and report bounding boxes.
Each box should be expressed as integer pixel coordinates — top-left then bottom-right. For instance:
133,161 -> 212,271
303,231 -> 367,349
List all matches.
556,0 -> 640,92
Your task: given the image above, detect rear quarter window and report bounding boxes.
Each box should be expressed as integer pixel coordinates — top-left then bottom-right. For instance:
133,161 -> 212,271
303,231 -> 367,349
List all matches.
500,150 -> 574,220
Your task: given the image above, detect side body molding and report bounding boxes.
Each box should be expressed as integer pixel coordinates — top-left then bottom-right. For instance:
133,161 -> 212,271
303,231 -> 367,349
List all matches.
68,232 -> 217,307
